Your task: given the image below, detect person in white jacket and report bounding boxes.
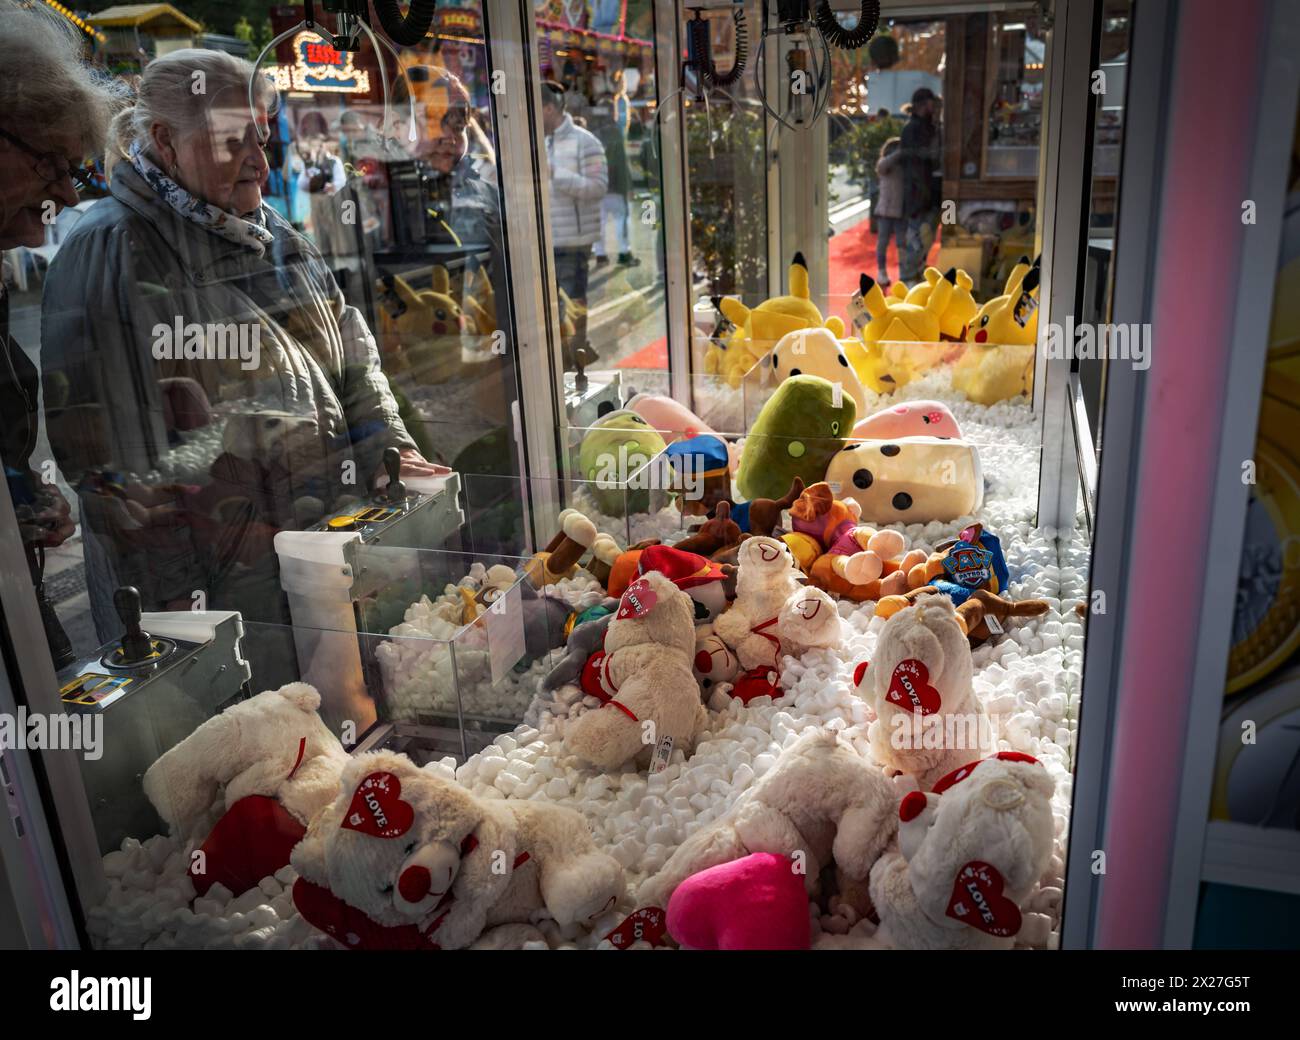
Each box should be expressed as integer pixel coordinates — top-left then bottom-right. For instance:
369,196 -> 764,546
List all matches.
541,82 -> 607,369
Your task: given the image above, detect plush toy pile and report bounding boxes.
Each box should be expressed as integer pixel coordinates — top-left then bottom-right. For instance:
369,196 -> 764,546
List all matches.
74,237 -> 1087,953
83,360 -> 1088,953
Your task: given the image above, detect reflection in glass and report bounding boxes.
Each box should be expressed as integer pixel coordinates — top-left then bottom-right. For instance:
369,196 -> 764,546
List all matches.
536,0 -> 668,382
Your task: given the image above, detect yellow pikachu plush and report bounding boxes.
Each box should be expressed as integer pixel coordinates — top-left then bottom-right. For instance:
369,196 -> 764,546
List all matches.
905,267 -> 979,342
951,259 -> 1041,406
705,253 -> 845,388
844,270 -> 955,389
374,268 -> 469,386
841,337 -> 915,396
966,257 -> 1040,347
848,270 -> 954,345
459,266 -> 497,337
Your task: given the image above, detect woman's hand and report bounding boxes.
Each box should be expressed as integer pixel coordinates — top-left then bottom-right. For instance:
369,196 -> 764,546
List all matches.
384,447 -> 452,481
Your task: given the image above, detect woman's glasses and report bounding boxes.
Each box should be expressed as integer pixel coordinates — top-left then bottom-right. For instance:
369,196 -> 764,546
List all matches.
0,127 -> 97,192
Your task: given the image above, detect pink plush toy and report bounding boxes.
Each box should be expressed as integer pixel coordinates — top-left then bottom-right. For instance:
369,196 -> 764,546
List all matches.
666,853 -> 810,950
626,392 -> 716,444
852,399 -> 962,441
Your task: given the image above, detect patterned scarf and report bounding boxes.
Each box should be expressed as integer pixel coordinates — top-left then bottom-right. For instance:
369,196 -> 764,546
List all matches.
130,142 -> 275,257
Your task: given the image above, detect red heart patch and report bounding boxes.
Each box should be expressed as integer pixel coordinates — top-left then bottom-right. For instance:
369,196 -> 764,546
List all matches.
341,771 -> 415,839
885,659 -> 941,716
946,860 -> 1022,938
605,906 -> 668,949
617,578 -> 658,619
853,660 -> 869,687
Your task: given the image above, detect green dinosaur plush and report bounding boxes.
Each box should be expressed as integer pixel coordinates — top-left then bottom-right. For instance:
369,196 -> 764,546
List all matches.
736,374 -> 857,502
578,409 -> 669,516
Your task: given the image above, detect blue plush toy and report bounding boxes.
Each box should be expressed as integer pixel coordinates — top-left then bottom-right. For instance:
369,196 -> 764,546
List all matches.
663,434 -> 732,517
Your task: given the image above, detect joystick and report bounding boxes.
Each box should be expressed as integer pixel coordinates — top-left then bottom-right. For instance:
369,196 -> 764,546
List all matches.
381,445 -> 406,504
113,586 -> 154,666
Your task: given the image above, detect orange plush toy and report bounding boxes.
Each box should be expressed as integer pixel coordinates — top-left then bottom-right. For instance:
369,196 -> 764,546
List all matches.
781,482 -> 928,602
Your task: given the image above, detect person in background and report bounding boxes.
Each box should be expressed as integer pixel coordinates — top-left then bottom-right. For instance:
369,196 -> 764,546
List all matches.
591,98 -> 638,270
873,136 -> 904,290
899,86 -> 941,283
609,68 -> 631,136
411,70 -> 502,272
541,80 -> 607,371
297,131 -> 351,263
0,0 -> 121,667
40,49 -> 443,684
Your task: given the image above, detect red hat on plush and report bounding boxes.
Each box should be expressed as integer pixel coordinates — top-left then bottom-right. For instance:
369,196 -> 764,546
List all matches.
639,544 -> 726,590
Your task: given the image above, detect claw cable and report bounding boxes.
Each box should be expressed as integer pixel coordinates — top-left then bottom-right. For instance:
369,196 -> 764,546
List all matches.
372,0 -> 439,46
688,8 -> 748,88
813,0 -> 879,50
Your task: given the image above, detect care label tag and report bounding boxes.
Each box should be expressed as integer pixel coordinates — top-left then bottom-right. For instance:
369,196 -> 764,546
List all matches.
983,613 -> 1004,635
650,734 -> 674,773
828,480 -> 842,495
850,291 -> 869,329
1013,292 -> 1038,328
832,381 -> 843,408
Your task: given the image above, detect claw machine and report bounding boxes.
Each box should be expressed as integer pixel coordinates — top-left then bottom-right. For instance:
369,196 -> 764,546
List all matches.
1,0 -> 1294,955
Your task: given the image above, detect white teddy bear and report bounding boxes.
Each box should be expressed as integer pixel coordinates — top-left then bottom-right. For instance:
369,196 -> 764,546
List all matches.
291,749 -> 626,949
869,752 -> 1055,949
710,536 -> 840,702
143,682 -> 349,844
859,593 -> 989,788
638,730 -> 899,911
564,569 -> 707,770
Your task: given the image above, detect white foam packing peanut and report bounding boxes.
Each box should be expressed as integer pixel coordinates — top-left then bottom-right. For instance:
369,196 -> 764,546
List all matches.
91,373 -> 1085,951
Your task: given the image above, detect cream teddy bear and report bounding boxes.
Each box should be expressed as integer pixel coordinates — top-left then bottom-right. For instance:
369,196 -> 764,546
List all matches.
143,682 -> 349,844
564,569 -> 707,770
869,752 -> 1055,949
638,730 -> 899,912
858,593 -> 988,788
291,749 -> 626,950
710,536 -> 840,702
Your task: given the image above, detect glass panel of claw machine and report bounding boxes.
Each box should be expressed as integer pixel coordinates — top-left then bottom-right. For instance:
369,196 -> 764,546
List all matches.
661,0 -> 1077,946
0,0 -> 559,946
534,0 -> 671,396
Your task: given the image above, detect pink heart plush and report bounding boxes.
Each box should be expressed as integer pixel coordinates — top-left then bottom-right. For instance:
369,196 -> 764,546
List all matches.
666,853 -> 811,950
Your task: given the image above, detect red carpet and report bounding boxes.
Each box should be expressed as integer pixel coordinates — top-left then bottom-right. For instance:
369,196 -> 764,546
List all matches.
829,218 -> 942,302
614,213 -> 941,370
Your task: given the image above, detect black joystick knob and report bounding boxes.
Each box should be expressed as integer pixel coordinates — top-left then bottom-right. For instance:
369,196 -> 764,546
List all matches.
381,446 -> 406,504
114,586 -> 153,665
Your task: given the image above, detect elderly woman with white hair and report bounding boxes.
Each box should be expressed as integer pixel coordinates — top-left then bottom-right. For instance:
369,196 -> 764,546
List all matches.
40,46 -> 446,677
0,0 -> 124,667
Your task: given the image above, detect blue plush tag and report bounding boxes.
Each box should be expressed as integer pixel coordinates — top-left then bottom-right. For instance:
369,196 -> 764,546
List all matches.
942,542 -> 993,588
